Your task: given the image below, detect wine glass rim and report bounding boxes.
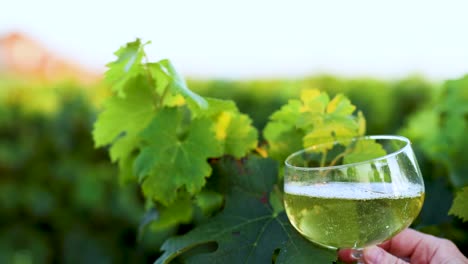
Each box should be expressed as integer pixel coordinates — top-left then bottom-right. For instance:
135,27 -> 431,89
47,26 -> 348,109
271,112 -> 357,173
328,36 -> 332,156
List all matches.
284,135 -> 412,171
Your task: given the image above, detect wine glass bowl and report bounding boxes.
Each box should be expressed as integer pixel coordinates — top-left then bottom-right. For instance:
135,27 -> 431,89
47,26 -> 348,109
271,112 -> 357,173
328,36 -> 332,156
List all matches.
283,135 -> 425,257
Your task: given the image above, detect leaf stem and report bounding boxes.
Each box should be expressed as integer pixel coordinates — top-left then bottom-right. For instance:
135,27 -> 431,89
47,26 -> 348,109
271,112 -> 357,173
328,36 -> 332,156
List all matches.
328,149 -> 349,168
320,149 -> 328,168
328,142 -> 357,167
158,84 -> 171,108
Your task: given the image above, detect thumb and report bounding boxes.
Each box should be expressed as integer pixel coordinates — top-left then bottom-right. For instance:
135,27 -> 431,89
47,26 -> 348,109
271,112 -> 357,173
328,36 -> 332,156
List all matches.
363,246 -> 409,264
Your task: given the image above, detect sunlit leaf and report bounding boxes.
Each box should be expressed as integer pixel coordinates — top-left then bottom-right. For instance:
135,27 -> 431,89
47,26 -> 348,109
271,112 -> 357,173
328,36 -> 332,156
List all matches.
93,76 -> 154,182
266,89 -> 366,165
151,60 -> 208,108
343,139 -> 386,164
449,186 -> 468,222
134,108 -> 222,205
105,39 -> 147,97
196,98 -> 258,159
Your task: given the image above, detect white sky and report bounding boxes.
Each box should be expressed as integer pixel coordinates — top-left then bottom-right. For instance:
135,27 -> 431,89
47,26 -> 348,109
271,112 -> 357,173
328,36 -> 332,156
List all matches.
1,0 -> 468,79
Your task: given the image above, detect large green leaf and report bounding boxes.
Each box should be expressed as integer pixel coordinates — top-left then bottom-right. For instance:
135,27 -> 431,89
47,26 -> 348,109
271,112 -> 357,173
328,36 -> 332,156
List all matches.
155,156 -> 336,264
92,76 -> 155,182
134,108 -> 222,205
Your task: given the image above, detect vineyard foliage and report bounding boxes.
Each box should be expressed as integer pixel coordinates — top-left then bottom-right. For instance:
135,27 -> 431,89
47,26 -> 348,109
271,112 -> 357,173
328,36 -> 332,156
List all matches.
0,40 -> 467,263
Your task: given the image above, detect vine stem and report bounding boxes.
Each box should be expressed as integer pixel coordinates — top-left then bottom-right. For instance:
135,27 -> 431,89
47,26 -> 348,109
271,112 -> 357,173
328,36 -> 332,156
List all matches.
319,140 -> 357,177
328,147 -> 353,168
320,149 -> 328,168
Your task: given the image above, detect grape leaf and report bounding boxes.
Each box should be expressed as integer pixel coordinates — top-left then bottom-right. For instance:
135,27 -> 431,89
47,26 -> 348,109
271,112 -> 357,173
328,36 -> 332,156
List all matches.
194,190 -> 224,216
118,154 -> 137,184
343,139 -> 386,164
155,156 -> 336,264
301,89 -> 329,115
134,107 -> 222,205
265,125 -> 304,164
141,191 -> 222,234
149,60 -> 208,108
269,185 -> 284,216
150,195 -> 194,231
300,91 -> 360,149
195,98 -> 258,159
263,100 -> 303,161
105,39 -> 147,97
192,97 -> 238,117
449,186 -> 468,222
326,94 -> 356,116
270,100 -> 302,126
93,76 -> 155,182
218,112 -> 258,158
265,89 -> 365,163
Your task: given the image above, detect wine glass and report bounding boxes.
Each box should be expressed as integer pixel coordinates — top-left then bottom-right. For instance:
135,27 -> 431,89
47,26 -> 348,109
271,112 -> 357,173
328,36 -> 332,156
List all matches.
283,135 -> 425,263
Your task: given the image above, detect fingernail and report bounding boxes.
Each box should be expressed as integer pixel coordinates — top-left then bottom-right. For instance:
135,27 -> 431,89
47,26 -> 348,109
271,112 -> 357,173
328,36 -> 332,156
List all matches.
350,249 -> 363,260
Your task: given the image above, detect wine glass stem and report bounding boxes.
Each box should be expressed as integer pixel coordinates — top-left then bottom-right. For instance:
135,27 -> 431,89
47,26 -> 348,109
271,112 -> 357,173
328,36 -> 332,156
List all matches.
351,248 -> 364,264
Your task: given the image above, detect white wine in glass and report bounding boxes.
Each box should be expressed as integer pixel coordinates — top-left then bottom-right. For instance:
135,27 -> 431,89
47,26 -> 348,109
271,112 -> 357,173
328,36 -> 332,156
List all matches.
283,135 -> 425,263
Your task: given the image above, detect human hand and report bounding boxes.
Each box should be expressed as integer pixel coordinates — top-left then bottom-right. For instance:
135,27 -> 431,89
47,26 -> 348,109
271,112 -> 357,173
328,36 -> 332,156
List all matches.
338,228 -> 468,264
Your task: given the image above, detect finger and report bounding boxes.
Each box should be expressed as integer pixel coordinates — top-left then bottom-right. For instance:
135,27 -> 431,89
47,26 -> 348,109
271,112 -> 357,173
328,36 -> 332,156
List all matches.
337,229 -> 425,263
377,228 -> 436,259
363,246 -> 409,264
337,249 -> 356,263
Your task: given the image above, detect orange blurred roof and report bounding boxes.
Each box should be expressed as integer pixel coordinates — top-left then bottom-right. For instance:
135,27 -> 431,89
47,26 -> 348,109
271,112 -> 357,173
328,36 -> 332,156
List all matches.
0,32 -> 100,84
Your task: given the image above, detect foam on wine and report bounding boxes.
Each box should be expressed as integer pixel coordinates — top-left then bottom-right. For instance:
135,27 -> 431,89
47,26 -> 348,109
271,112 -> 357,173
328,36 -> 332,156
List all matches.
284,182 -> 423,200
